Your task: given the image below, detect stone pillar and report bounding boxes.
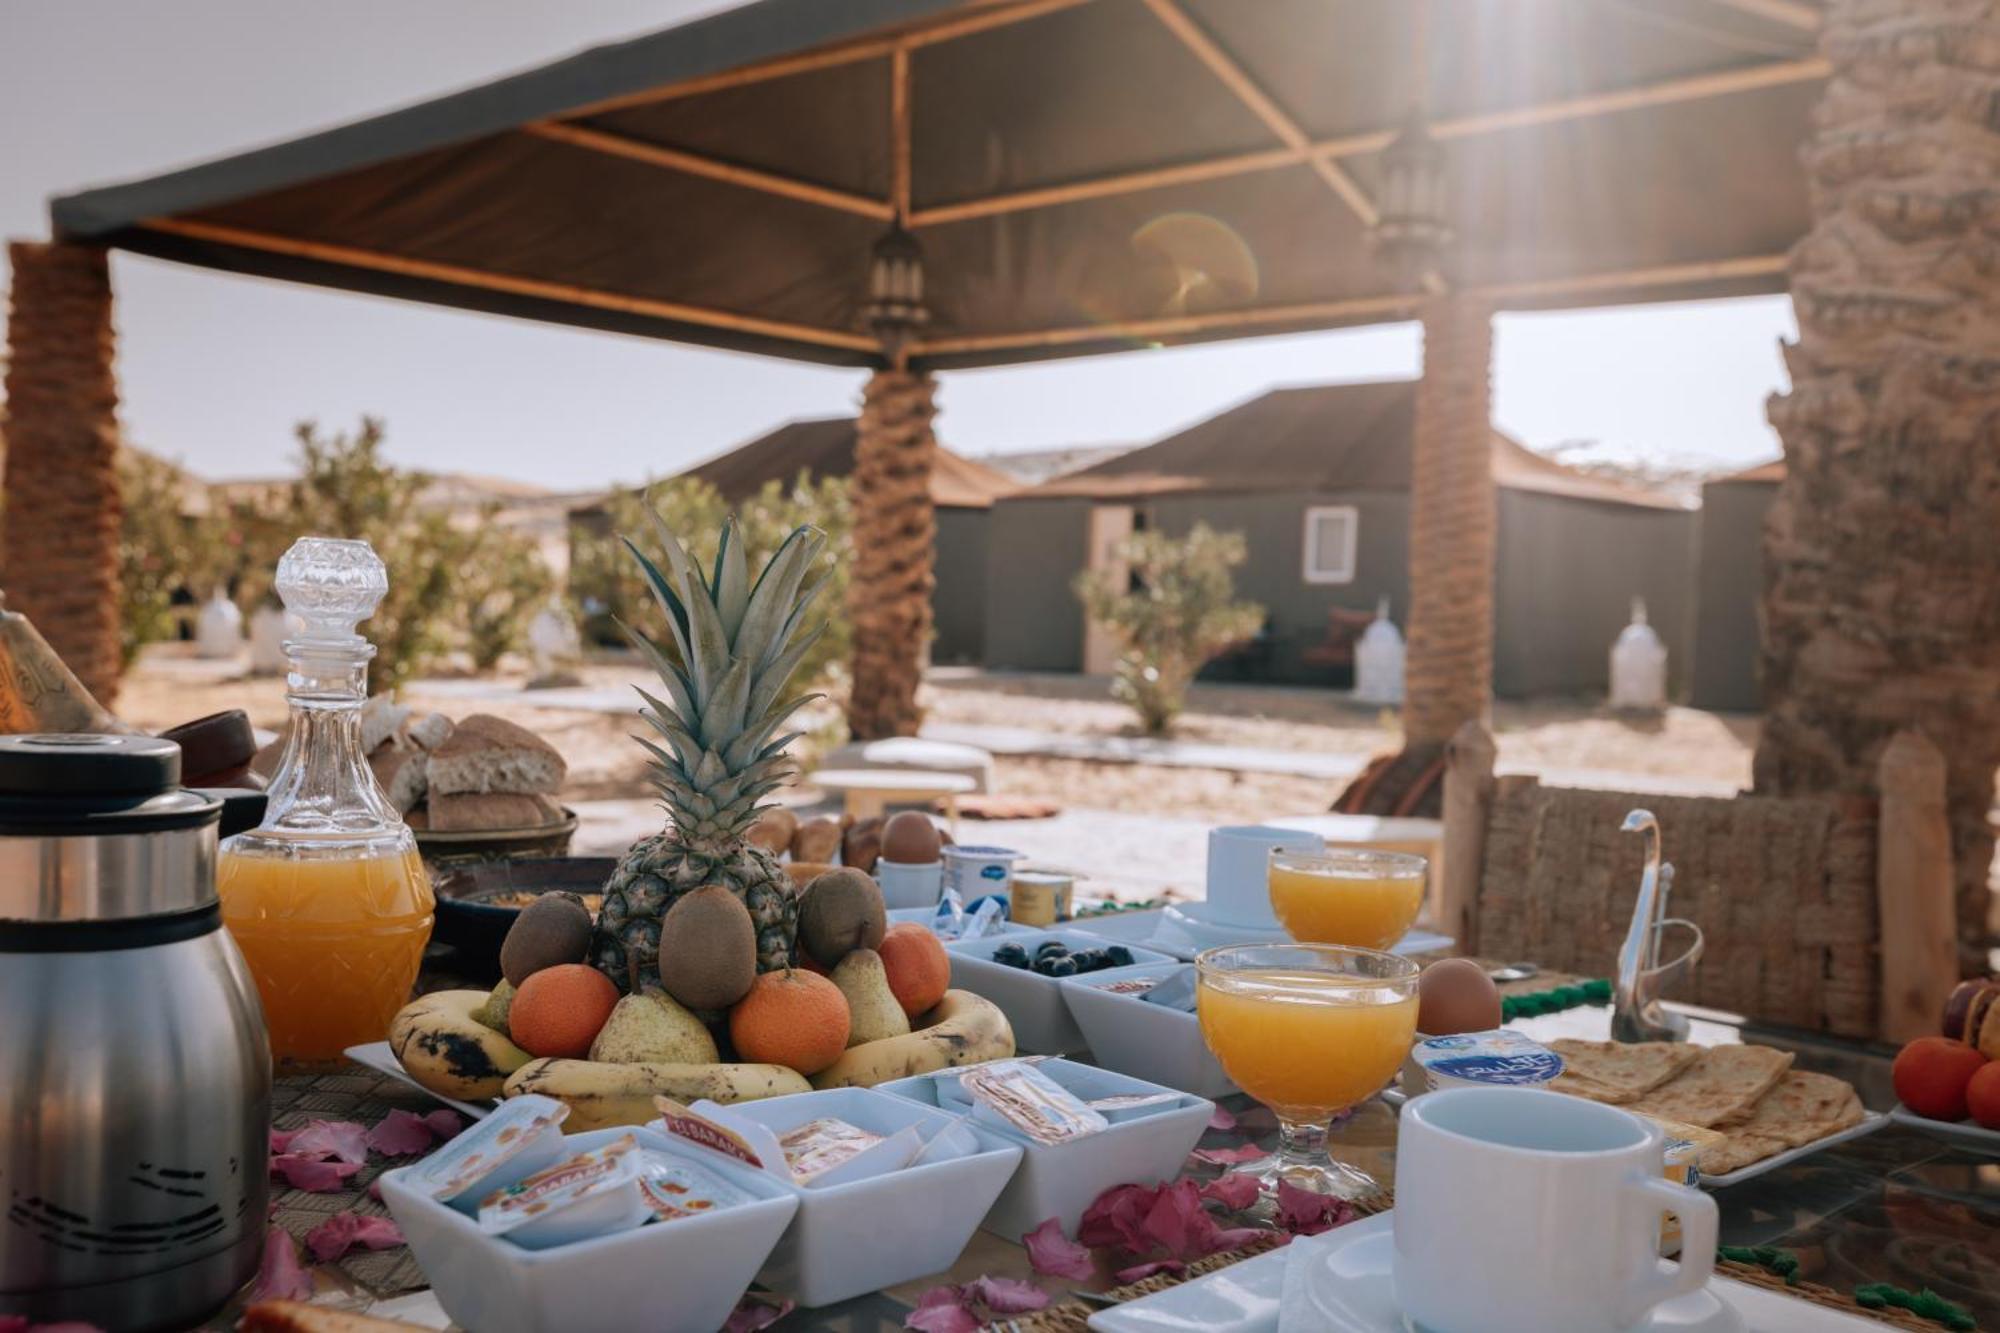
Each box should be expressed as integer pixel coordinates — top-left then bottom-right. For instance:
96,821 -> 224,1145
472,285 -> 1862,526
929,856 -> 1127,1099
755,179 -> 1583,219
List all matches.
1403,290 -> 1496,747
3,241 -> 124,705
1756,0 -> 2000,972
844,367 -> 937,740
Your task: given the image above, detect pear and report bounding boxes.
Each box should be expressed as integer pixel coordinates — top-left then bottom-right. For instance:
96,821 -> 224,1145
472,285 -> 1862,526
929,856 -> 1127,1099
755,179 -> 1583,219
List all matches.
477,979 -> 516,1037
831,948 -> 911,1047
589,989 -> 720,1065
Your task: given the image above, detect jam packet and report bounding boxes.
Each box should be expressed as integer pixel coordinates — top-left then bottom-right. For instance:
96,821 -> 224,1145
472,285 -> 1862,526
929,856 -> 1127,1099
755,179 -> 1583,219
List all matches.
478,1134 -> 649,1249
1138,967 -> 1198,1012
637,1151 -> 753,1222
960,1061 -> 1109,1146
778,1118 -> 885,1183
399,1094 -> 570,1208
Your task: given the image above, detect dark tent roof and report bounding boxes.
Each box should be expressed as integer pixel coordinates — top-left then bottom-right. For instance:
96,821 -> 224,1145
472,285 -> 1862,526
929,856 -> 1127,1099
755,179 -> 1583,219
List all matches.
1710,457 -> 1785,485
683,416 -> 1018,508
50,0 -> 1822,371
1024,380 -> 1683,509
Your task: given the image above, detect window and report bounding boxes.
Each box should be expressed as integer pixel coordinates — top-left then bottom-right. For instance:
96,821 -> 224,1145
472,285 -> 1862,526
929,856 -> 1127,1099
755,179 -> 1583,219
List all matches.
1302,505 -> 1358,584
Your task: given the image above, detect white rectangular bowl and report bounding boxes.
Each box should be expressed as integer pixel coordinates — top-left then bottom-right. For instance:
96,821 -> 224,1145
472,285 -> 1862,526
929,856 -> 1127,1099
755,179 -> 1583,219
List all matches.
378,1126 -> 798,1333
1059,963 -> 1238,1100
946,929 -> 1178,1053
882,1059 -> 1213,1239
717,1086 -> 1025,1308
887,905 -> 1029,937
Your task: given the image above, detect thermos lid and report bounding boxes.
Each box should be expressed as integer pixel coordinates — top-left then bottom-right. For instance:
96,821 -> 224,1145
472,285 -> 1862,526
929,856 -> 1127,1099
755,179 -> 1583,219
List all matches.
0,733 -> 181,796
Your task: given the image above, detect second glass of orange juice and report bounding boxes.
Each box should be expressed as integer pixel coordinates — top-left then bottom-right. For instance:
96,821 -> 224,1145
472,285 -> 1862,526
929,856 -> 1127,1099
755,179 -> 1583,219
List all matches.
1268,848 -> 1426,950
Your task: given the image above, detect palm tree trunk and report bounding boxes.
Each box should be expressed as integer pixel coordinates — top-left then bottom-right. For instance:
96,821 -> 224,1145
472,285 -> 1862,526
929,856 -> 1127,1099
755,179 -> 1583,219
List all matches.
1757,0 -> 2000,975
844,367 -> 937,740
3,241 -> 124,706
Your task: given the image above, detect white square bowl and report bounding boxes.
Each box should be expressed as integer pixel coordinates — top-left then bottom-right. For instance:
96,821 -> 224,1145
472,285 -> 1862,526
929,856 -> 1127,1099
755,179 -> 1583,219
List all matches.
717,1087 -> 1025,1308
1059,963 -> 1238,1099
887,905 -> 1030,937
946,930 -> 1177,1053
881,1059 -> 1212,1239
378,1126 -> 798,1333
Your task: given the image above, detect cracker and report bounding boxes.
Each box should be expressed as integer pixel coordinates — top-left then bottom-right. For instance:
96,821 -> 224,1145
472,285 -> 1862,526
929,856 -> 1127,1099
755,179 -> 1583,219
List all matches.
1547,1040 -> 1702,1104
1628,1045 -> 1795,1128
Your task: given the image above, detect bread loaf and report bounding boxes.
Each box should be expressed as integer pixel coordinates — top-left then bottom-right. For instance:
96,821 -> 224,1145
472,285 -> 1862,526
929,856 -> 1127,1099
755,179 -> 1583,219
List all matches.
243,1300 -> 428,1331
427,791 -> 563,832
426,714 -> 565,796
399,711 -> 454,751
358,697 -> 410,754
368,743 -> 427,814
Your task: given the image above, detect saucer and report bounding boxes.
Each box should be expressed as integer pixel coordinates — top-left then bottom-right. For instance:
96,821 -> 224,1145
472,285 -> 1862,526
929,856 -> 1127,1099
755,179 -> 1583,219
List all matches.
1161,901 -> 1292,948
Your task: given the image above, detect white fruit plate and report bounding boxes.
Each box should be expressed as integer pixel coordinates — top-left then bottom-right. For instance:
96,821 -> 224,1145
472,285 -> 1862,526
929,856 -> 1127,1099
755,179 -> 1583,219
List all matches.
1887,1103 -> 2000,1149
946,929 -> 1178,1053
346,1041 -> 495,1120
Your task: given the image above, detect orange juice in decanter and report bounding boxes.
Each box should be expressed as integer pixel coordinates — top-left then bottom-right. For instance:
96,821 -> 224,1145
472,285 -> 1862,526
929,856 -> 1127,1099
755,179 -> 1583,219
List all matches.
218,537 -> 433,1069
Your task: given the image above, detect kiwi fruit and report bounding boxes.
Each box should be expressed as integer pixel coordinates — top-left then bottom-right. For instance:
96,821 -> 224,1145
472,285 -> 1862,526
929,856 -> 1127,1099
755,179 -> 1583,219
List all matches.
657,885 -> 759,1011
797,867 -> 888,968
499,892 -> 593,986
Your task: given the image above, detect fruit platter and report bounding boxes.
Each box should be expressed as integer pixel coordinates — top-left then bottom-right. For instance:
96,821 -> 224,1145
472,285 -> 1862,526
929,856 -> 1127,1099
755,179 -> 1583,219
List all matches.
1887,977 -> 2000,1144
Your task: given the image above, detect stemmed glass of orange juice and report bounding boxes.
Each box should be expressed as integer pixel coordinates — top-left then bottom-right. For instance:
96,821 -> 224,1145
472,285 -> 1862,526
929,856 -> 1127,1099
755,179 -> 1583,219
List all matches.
1196,943 -> 1420,1199
1268,848 -> 1427,949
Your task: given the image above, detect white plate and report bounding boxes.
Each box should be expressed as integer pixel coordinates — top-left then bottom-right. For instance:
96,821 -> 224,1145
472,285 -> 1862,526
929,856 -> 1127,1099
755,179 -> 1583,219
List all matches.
1697,1111 -> 1889,1188
1068,907 -> 1452,962
1088,1213 -> 1881,1332
346,1041 -> 494,1120
1887,1103 -> 2000,1149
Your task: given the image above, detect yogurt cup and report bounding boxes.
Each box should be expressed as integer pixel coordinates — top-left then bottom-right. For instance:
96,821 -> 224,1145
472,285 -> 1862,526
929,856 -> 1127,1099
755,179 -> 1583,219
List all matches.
942,846 -> 1023,905
1410,1030 -> 1564,1092
1009,870 -> 1074,927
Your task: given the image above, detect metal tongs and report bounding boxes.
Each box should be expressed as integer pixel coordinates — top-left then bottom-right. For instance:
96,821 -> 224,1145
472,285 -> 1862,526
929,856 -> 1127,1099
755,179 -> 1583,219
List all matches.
1612,809 -> 1705,1043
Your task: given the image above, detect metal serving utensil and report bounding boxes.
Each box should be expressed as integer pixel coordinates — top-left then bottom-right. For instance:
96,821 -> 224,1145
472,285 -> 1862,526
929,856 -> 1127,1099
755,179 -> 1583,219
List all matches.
1612,810 -> 1704,1043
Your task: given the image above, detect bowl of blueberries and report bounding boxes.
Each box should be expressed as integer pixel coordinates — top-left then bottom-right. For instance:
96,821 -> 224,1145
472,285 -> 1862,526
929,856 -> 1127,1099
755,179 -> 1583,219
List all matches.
943,929 -> 1177,1053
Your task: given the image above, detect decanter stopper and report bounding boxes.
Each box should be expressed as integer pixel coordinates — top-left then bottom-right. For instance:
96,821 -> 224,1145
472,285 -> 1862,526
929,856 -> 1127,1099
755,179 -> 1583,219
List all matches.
276,538 -> 387,654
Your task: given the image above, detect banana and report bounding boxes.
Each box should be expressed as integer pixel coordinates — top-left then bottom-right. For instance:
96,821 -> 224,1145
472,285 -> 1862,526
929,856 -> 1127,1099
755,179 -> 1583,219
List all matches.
389,990 -> 534,1101
503,1058 -> 812,1131
811,989 -> 1014,1089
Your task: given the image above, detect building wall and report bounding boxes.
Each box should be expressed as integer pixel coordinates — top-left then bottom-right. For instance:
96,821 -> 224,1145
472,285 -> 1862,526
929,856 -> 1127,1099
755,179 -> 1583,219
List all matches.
931,507 -> 989,665
1492,491 -> 1698,699
982,496 -> 1094,670
1690,479 -> 1777,712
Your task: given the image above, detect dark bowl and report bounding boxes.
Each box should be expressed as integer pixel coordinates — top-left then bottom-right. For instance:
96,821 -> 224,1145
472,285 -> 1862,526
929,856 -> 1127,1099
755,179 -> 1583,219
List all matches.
431,856 -> 614,979
415,807 -> 580,866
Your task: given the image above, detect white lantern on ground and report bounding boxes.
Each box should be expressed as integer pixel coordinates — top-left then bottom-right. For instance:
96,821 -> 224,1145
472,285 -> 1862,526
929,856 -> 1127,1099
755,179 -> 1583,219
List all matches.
1609,597 -> 1668,711
1354,596 -> 1406,705
195,590 -> 244,660
527,603 -> 584,684
248,604 -> 290,675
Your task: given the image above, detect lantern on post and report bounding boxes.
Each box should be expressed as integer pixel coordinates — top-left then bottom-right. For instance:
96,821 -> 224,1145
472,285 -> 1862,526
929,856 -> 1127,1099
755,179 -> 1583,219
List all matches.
863,224 -> 929,365
1368,108 -> 1452,290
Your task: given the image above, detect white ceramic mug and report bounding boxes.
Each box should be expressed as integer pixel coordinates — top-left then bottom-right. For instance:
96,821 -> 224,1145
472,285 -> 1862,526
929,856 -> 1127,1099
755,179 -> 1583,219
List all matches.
875,859 -> 944,910
1203,826 -> 1325,928
1393,1086 -> 1718,1333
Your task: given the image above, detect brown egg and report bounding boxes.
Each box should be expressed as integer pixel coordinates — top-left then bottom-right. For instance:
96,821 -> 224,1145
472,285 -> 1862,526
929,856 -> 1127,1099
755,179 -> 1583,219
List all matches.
1416,958 -> 1503,1036
879,810 -> 944,865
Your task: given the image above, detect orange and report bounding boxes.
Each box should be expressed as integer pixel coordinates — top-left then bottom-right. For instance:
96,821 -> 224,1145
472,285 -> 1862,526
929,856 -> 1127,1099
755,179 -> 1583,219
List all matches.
1892,1036 -> 1986,1121
878,923 -> 950,1019
509,963 -> 619,1058
729,970 -> 850,1074
1967,1060 -> 2000,1130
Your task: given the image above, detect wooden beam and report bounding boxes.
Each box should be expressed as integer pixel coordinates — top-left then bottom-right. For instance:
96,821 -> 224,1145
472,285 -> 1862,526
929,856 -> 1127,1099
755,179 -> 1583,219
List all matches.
138,216 -> 879,353
1428,56 -> 1829,142
522,122 -> 893,220
891,45 -> 913,221
1473,253 -> 1789,300
1706,0 -> 1821,30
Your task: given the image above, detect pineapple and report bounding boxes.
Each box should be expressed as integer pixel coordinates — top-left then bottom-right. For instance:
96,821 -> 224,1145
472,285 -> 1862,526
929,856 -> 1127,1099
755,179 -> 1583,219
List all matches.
591,515 -> 829,993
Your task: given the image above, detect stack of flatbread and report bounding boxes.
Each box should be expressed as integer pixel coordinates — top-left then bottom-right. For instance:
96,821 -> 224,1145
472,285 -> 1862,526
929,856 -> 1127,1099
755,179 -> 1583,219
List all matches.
1548,1039 -> 1865,1177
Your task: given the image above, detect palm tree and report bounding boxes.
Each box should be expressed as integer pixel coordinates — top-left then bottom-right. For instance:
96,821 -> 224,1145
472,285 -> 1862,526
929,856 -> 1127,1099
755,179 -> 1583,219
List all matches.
1756,0 -> 2000,973
2,241 -> 124,705
843,368 -> 938,740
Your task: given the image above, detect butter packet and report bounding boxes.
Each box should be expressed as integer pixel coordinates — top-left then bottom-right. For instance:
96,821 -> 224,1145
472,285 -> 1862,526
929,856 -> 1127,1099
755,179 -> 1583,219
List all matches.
477,1133 -> 649,1249
960,1060 -> 1109,1145
400,1093 -> 570,1209
636,1150 -> 753,1222
1629,1113 -> 1726,1255
779,1118 -> 886,1183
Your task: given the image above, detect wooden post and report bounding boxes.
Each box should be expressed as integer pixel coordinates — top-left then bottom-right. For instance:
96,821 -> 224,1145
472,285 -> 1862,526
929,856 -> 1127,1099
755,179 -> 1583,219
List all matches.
1874,730 -> 1958,1042
844,368 -> 938,740
1440,720 -> 1496,954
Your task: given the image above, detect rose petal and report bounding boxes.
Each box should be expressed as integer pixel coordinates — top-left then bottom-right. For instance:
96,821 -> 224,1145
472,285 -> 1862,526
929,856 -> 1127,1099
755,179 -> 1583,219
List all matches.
284,1120 -> 369,1166
1113,1260 -> 1186,1283
914,1285 -> 967,1310
904,1287 -> 979,1333
1274,1181 -> 1357,1237
1207,1106 -> 1239,1132
1023,1216 -> 1095,1280
1198,1174 -> 1263,1212
722,1294 -> 794,1333
364,1109 -> 435,1158
366,1178 -> 385,1203
1140,1179 -> 1217,1259
422,1109 -> 467,1142
271,1155 -> 361,1193
1205,1226 -> 1268,1255
248,1225 -> 313,1303
1078,1182 -> 1159,1254
305,1213 -> 406,1263
268,1128 -> 299,1154
1188,1143 -> 1267,1167
964,1275 -> 1051,1314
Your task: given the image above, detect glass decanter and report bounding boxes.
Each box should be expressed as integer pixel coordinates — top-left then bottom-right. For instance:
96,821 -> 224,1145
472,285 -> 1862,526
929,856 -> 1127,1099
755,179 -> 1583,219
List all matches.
217,537 -> 433,1069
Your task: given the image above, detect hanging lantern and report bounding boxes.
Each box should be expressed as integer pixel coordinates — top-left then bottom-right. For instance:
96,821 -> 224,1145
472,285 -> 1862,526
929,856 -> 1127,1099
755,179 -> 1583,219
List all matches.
1368,108 -> 1452,289
863,224 -> 929,360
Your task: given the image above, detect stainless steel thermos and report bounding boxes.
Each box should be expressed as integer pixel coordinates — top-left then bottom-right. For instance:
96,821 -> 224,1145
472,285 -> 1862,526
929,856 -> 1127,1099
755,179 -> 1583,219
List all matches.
0,734 -> 271,1331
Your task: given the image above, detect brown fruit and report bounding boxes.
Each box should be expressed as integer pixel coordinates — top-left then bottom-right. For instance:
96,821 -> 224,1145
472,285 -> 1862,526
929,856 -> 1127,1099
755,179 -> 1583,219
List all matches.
878,922 -> 950,1018
797,868 -> 888,968
499,892 -> 594,987
1892,1036 -> 1986,1121
790,816 -> 843,864
509,964 -> 619,1059
842,817 -> 885,875
657,885 -> 759,1011
747,808 -> 799,855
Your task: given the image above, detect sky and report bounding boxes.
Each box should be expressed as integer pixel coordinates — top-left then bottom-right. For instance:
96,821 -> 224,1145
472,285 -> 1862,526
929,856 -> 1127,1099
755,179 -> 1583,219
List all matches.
0,1 -> 1795,490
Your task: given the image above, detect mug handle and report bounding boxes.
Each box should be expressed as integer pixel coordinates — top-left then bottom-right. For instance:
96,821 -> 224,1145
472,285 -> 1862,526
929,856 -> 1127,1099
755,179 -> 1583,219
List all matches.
1616,1174 -> 1718,1326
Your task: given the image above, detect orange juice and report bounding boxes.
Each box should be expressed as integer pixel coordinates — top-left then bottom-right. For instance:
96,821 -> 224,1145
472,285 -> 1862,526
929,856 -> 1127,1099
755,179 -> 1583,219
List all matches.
219,847 -> 434,1067
1198,969 -> 1419,1117
1268,863 -> 1424,949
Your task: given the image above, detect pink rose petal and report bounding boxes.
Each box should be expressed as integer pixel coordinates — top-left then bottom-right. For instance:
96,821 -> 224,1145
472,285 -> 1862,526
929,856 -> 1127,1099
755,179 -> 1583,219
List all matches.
305,1212 -> 406,1263
1140,1180 -> 1217,1259
915,1285 -> 967,1310
1113,1260 -> 1186,1283
1078,1182 -> 1158,1254
268,1128 -> 299,1154
1189,1142 -> 1267,1167
271,1155 -> 362,1192
1205,1226 -> 1268,1255
422,1109 -> 467,1142
722,1294 -> 794,1333
1198,1174 -> 1262,1212
1023,1217 -> 1095,1280
964,1275 -> 1051,1314
1275,1181 -> 1357,1237
285,1120 -> 369,1166
1207,1106 -> 1239,1132
248,1225 -> 313,1303
366,1177 -> 385,1203
365,1109 -> 435,1158
904,1286 -> 979,1333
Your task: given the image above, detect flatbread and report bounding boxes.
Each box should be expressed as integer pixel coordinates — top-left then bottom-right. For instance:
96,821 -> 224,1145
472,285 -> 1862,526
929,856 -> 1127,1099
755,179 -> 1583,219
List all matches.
1547,1040 -> 1702,1104
1695,1071 -> 1865,1176
1627,1045 -> 1795,1128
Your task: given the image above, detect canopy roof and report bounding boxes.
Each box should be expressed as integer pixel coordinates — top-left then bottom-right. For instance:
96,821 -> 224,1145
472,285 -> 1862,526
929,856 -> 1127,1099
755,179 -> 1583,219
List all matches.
52,0 -> 1823,370
1023,379 -> 1684,509
681,415 -> 1018,507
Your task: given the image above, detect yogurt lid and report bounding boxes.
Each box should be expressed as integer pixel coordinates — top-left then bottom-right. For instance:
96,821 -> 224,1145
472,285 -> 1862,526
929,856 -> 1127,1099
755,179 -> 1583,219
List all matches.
403,1094 -> 569,1199
1413,1030 -> 1565,1086
944,846 -> 1023,860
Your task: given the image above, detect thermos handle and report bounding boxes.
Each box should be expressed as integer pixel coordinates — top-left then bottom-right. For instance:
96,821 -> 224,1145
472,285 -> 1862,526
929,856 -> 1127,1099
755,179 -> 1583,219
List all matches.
196,788 -> 269,839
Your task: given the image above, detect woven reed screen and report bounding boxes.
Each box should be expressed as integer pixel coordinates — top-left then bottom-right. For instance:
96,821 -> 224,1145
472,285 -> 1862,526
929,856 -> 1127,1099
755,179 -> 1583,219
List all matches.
1474,779 -> 1878,1037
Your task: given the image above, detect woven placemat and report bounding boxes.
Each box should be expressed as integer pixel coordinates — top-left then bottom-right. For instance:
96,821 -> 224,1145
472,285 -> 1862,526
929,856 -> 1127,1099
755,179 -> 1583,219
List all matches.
1718,1260 -> 1962,1332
